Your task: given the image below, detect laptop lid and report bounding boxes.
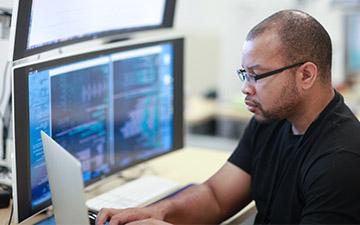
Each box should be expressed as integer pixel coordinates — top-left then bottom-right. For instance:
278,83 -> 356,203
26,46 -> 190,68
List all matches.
41,131 -> 89,225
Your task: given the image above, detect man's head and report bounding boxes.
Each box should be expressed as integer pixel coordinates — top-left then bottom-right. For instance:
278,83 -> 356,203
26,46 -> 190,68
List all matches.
240,10 -> 333,123
247,10 -> 332,82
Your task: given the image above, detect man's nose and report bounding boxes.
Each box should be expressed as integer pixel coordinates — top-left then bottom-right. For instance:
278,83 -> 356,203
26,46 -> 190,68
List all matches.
241,80 -> 255,96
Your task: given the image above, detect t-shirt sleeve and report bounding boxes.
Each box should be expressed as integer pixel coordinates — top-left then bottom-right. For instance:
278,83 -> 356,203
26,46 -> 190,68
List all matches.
228,117 -> 257,174
301,152 -> 360,224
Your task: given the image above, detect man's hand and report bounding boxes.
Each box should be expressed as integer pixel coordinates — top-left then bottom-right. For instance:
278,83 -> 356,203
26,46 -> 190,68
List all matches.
126,218 -> 173,225
96,207 -> 166,225
96,163 -> 251,225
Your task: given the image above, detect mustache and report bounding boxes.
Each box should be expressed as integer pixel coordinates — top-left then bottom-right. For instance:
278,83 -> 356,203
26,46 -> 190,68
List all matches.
244,96 -> 259,106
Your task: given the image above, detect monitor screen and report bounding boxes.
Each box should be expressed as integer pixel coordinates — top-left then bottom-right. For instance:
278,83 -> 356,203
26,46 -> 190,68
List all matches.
12,37 -> 184,223
11,0 -> 176,60
346,13 -> 360,76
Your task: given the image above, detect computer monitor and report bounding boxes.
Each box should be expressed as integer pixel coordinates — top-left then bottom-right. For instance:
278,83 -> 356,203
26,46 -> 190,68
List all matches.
12,37 -> 184,223
10,0 -> 176,60
345,13 -> 360,77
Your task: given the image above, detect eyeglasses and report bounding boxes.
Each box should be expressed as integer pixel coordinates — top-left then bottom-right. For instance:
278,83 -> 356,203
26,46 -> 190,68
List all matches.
236,62 -> 306,83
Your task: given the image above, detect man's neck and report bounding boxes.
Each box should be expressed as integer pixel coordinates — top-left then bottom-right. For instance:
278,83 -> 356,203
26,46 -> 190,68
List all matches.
290,88 -> 335,135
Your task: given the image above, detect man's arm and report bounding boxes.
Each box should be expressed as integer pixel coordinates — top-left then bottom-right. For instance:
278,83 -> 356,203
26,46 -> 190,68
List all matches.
96,162 -> 252,225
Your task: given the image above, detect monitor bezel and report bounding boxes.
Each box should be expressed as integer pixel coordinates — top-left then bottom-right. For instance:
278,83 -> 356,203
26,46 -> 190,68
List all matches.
11,0 -> 177,61
12,37 -> 184,223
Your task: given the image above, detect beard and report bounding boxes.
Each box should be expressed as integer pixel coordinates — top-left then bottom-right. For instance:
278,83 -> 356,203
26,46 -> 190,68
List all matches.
253,76 -> 300,123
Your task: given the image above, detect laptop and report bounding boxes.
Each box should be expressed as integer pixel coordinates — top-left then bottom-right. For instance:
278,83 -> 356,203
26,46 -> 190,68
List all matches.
41,131 -> 91,225
40,131 -> 183,225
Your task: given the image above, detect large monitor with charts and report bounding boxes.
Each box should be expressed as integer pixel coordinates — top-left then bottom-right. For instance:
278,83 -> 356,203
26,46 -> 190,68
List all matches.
10,0 -> 176,60
12,37 -> 184,223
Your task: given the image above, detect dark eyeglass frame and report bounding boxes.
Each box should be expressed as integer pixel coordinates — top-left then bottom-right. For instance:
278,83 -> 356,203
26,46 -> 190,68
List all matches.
236,61 -> 306,82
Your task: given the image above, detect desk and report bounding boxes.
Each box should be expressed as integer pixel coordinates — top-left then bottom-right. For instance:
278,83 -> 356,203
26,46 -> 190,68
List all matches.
185,97 -> 252,126
0,147 -> 255,225
186,97 -> 252,139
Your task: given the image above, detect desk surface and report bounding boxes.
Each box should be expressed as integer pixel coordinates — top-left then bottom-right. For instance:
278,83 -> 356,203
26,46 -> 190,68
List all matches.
0,147 -> 255,225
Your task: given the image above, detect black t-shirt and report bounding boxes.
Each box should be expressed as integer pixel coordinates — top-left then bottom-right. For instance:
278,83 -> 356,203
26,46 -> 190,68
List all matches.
228,91 -> 360,224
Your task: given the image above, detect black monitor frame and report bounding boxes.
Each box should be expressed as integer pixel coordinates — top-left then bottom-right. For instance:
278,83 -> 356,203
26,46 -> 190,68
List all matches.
12,37 -> 184,223
11,0 -> 176,60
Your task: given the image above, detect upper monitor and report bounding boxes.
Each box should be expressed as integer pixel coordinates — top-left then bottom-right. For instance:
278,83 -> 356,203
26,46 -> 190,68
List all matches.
11,0 -> 176,60
345,13 -> 360,76
12,37 -> 184,223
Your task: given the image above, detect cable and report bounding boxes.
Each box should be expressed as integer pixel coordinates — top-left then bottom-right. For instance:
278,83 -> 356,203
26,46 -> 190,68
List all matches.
7,200 -> 13,225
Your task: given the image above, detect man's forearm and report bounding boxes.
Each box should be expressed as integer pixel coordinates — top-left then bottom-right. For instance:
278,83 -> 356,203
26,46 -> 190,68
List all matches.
149,183 -> 224,224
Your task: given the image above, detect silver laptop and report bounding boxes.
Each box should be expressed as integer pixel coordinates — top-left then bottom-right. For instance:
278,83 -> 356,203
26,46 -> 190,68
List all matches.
41,131 -> 90,225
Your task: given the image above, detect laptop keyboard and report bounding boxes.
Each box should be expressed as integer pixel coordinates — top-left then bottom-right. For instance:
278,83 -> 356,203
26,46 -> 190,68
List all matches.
86,176 -> 181,211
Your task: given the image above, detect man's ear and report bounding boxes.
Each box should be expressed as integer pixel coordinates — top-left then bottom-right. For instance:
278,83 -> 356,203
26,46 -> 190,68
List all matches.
297,62 -> 318,90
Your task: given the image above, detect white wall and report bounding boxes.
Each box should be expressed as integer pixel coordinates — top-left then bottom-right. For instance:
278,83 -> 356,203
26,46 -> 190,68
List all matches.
0,0 -> 12,10
173,0 -> 223,97
175,0 -> 349,102
300,0 -> 346,87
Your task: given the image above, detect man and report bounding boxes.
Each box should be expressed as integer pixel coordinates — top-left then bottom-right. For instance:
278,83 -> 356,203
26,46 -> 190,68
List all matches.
97,9 -> 360,225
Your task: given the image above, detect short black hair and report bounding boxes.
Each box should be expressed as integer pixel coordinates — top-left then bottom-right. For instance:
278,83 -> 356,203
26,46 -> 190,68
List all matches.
246,10 -> 332,83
